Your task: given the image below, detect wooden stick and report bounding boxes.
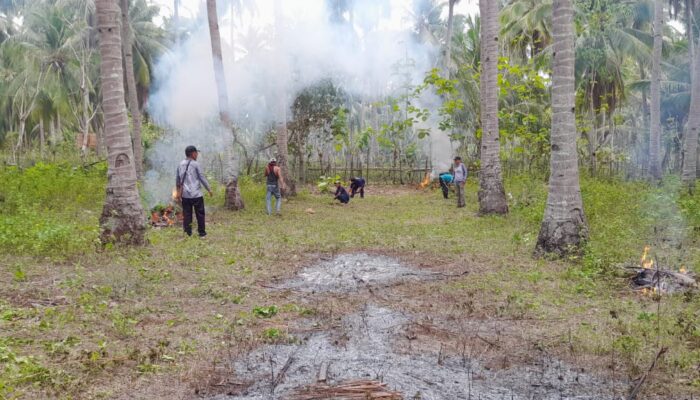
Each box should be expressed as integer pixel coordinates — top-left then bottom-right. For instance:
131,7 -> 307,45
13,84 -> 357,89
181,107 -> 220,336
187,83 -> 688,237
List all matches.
627,347 -> 668,400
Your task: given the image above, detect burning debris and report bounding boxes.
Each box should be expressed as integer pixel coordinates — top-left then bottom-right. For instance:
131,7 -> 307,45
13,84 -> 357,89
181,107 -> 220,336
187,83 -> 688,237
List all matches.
628,246 -> 697,295
150,204 -> 182,228
419,172 -> 432,189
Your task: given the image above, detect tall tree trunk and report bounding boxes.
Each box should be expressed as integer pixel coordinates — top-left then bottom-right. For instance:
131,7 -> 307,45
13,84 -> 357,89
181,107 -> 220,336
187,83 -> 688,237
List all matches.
173,0 -> 180,47
683,37 -> 700,191
120,0 -> 144,181
95,0 -> 146,245
649,0 -> 663,180
14,117 -> 26,164
535,0 -> 588,256
444,0 -> 457,76
50,115 -> 56,149
39,118 -> 45,159
80,61 -> 91,158
478,0 -> 508,215
274,0 -> 296,196
206,0 -> 244,210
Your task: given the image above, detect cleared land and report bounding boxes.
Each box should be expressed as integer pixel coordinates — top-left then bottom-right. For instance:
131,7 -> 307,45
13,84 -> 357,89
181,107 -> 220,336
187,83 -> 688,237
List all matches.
1,171 -> 699,399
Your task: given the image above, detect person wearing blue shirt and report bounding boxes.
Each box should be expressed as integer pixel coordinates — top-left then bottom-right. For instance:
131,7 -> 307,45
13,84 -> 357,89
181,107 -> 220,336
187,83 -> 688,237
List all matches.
438,172 -> 453,199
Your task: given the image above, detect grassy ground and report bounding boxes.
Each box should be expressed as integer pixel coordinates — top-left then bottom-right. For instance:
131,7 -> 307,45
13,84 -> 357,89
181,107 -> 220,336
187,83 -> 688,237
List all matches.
0,164 -> 699,399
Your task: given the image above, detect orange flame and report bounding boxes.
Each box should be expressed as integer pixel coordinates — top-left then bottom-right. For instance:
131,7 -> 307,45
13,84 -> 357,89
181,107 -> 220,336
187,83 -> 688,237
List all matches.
640,245 -> 654,269
172,187 -> 179,201
419,172 -> 431,189
679,266 -> 687,274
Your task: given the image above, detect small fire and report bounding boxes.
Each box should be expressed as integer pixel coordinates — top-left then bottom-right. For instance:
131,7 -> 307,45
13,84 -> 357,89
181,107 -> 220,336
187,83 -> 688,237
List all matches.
680,266 -> 687,274
640,245 -> 654,269
172,187 -> 179,201
641,287 -> 659,296
419,172 -> 432,189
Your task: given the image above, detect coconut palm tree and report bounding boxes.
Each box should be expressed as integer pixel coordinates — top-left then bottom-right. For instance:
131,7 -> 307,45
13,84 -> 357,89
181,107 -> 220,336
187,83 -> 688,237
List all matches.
121,0 -> 143,180
535,0 -> 588,256
444,0 -> 459,76
127,0 -> 168,109
95,0 -> 146,245
206,0 -> 244,209
478,0 -> 508,215
650,0 -> 663,179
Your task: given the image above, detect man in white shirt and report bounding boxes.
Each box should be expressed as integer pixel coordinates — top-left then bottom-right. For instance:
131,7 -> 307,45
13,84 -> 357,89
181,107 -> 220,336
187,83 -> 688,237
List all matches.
176,145 -> 213,237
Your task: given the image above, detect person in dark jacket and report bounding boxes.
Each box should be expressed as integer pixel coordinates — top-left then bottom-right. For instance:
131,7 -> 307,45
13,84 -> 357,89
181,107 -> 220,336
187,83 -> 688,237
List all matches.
334,181 -> 350,204
349,177 -> 366,198
438,172 -> 453,199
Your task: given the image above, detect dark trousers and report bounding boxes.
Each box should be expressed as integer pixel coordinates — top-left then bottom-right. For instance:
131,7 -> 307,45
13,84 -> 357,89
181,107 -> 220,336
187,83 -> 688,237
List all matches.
439,178 -> 449,199
337,193 -> 350,204
350,185 -> 364,198
182,196 -> 206,236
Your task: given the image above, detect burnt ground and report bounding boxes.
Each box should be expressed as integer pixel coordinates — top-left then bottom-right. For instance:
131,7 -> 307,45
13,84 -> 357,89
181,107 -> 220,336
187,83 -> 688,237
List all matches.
213,253 -> 623,400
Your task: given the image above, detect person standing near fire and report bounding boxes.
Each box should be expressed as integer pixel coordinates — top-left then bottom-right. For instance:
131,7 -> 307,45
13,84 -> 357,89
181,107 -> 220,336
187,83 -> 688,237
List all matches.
453,156 -> 467,208
264,158 -> 286,215
176,145 -> 212,238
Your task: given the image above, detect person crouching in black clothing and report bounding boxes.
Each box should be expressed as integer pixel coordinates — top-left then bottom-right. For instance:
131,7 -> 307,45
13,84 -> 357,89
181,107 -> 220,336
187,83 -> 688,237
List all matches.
334,181 -> 350,204
350,177 -> 365,198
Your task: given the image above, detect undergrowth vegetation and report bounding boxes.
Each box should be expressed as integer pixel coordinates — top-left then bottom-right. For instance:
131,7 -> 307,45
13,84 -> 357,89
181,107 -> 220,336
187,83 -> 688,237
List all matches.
0,164 -> 699,397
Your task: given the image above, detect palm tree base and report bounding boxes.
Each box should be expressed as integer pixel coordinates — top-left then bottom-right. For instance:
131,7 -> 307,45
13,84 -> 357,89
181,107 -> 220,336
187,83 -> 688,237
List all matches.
534,218 -> 588,257
225,178 -> 245,210
100,202 -> 147,245
477,185 -> 509,215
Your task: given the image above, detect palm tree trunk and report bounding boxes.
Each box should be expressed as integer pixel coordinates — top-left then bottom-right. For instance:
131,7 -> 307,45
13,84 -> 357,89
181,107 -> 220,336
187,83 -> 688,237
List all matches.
206,0 -> 244,210
683,38 -> 700,191
478,0 -> 508,215
39,118 -> 45,159
120,0 -> 144,181
80,62 -> 91,158
649,0 -> 663,180
95,0 -> 146,245
444,0 -> 457,76
535,0 -> 588,256
173,0 -> 180,46
274,0 -> 296,196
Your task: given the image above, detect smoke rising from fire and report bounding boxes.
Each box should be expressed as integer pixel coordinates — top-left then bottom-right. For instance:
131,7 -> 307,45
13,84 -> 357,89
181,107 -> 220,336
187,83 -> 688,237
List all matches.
144,0 -> 459,205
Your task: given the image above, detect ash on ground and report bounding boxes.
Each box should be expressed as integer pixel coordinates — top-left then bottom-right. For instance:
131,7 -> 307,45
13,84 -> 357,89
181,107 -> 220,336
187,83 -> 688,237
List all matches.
217,304 -> 617,400
279,253 -> 434,293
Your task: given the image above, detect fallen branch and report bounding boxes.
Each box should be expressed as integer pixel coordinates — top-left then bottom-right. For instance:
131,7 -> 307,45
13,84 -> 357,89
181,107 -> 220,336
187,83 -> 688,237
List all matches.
290,380 -> 402,400
626,347 -> 668,400
622,266 -> 696,287
272,355 -> 295,390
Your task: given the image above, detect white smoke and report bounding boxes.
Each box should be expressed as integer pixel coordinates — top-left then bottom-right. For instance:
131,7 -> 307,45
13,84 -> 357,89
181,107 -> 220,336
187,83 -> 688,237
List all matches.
145,0 -> 457,205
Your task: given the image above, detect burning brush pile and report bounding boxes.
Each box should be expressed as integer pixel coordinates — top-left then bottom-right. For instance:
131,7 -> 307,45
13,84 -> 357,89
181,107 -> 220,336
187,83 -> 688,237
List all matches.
149,189 -> 183,228
627,246 -> 697,295
150,204 -> 182,227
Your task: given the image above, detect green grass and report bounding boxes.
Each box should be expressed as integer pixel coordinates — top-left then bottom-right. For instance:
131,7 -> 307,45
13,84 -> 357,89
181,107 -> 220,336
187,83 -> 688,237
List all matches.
1,164 -> 699,397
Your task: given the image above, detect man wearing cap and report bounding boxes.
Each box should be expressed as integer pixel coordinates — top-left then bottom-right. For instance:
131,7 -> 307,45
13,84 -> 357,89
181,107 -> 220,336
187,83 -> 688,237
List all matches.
176,145 -> 213,237
453,156 -> 467,208
264,158 -> 286,215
